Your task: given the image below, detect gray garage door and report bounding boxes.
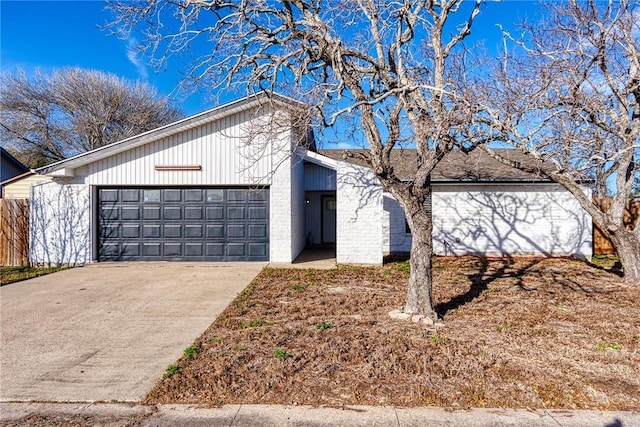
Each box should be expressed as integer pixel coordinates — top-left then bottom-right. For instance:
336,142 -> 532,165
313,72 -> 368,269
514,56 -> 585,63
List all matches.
98,187 -> 269,261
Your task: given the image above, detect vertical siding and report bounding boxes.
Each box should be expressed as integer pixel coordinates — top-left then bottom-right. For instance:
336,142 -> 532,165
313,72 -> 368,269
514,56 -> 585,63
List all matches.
79,108 -> 276,186
290,153 -> 306,259
304,163 -> 336,191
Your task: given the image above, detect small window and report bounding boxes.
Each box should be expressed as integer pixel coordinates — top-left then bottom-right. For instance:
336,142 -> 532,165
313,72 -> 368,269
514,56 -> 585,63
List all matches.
143,189 -> 160,203
325,200 -> 336,210
206,189 -> 224,203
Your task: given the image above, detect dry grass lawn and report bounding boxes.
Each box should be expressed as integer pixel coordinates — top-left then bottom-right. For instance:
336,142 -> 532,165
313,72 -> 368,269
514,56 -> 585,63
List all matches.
146,257 -> 639,410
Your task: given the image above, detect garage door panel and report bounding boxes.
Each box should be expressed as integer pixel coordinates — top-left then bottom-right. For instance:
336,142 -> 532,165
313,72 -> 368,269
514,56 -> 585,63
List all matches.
227,207 -> 245,220
121,207 -> 140,220
206,189 -> 224,203
185,243 -> 203,256
207,224 -> 225,238
163,206 -> 182,220
248,224 -> 267,238
101,207 -> 119,220
185,189 -> 204,202
164,243 -> 182,257
100,189 -> 119,202
98,187 -> 269,261
143,207 -> 161,220
123,243 -> 140,257
228,225 -> 245,238
185,225 -> 203,238
228,189 -> 246,202
143,225 -> 161,238
249,207 -> 267,219
206,243 -> 224,256
227,243 -> 245,256
248,190 -> 268,202
164,189 -> 182,202
121,189 -> 140,202
248,243 -> 268,257
206,207 -> 224,220
185,207 -> 203,220
164,225 -> 182,238
142,243 -> 161,256
122,225 -> 140,238
100,225 -> 119,238
143,189 -> 160,203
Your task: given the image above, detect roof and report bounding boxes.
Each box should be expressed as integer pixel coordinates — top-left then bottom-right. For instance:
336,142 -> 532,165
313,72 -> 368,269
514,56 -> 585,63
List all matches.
319,148 -> 554,182
1,147 -> 29,174
37,91 -> 306,175
0,170 -> 35,187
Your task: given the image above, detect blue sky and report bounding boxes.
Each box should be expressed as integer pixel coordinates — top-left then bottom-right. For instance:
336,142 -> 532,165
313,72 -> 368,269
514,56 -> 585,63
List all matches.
0,0 -> 545,117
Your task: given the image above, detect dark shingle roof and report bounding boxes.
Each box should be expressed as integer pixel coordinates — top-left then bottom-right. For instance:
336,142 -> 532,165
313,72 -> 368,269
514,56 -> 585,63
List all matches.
319,148 -> 551,182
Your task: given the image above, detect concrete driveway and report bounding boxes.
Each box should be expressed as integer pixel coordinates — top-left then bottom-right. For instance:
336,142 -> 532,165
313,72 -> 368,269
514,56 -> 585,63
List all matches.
0,262 -> 264,402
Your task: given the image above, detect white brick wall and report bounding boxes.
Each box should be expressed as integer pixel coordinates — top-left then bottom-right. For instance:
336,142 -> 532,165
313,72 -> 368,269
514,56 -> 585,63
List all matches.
268,131 -> 295,263
382,193 -> 412,254
336,162 -> 383,265
432,183 -> 592,258
30,181 -> 91,265
383,183 -> 593,259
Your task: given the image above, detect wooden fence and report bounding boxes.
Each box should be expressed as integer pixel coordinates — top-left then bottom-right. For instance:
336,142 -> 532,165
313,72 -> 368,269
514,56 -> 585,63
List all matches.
0,199 -> 30,266
593,198 -> 640,256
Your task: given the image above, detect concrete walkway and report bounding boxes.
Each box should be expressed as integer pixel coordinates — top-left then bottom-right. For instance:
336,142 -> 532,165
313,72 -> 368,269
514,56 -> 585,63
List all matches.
1,403 -> 638,426
268,247 -> 336,269
0,262 -> 264,402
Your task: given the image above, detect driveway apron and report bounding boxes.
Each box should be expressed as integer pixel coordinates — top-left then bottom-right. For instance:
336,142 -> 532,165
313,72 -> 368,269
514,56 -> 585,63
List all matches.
0,262 -> 264,402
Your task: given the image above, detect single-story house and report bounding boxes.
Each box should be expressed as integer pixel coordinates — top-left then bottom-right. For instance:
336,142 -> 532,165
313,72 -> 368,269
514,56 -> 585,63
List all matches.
1,147 -> 29,198
29,92 -> 592,266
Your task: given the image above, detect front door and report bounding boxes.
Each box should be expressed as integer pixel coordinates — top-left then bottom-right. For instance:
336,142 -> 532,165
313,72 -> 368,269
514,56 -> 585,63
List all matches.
321,195 -> 336,244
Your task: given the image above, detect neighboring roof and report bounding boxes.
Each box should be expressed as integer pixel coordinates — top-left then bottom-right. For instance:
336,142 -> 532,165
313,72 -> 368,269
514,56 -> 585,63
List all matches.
0,170 -> 35,187
37,91 -> 306,175
319,148 -> 555,182
1,147 -> 29,174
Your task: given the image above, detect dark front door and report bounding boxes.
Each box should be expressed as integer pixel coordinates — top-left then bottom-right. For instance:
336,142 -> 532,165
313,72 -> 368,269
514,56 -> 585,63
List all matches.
321,195 -> 336,244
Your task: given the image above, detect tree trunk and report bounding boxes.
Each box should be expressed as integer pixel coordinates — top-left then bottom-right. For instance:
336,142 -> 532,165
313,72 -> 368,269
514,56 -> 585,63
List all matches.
610,229 -> 640,284
399,193 -> 438,322
404,221 -> 437,321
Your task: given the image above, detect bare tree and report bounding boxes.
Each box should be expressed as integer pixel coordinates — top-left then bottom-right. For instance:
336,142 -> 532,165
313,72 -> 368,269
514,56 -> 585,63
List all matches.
109,0 -> 495,321
0,68 -> 182,167
482,0 -> 640,282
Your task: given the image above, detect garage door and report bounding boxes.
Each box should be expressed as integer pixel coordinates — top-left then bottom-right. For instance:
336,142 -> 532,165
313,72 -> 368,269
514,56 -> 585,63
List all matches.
98,187 -> 269,261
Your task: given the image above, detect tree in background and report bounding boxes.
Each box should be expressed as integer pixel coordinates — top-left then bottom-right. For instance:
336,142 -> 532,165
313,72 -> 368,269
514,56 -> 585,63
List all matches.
109,0 -> 494,322
481,0 -> 640,282
0,67 -> 182,168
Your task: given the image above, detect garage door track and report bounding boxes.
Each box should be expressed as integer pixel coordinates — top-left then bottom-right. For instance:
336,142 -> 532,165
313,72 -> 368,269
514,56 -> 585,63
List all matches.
0,262 -> 264,402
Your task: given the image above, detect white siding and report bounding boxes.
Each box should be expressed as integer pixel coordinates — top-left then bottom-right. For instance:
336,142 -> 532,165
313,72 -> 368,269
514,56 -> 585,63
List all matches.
3,174 -> 52,199
30,181 -> 91,265
75,108 -> 274,186
383,183 -> 593,258
336,162 -> 382,264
